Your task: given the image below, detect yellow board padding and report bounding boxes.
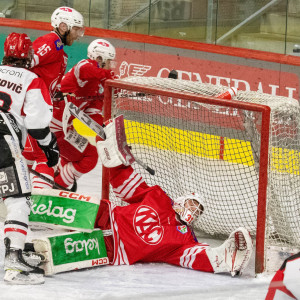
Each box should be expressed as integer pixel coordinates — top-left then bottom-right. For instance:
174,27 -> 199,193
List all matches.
73,118 -> 300,174
124,120 -> 255,167
271,147 -> 300,175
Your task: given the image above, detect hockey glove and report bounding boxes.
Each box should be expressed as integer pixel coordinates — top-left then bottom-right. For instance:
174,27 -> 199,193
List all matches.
37,132 -> 60,168
96,115 -> 135,168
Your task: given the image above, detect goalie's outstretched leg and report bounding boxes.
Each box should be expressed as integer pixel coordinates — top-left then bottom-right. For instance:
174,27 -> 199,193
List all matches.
206,227 -> 253,276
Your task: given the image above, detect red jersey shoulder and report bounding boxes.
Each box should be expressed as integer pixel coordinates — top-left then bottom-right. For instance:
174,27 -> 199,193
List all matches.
87,59 -> 99,67
33,32 -> 64,51
78,59 -> 99,71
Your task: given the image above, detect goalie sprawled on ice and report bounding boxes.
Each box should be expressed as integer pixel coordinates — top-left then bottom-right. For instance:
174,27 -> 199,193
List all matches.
30,115 -> 253,280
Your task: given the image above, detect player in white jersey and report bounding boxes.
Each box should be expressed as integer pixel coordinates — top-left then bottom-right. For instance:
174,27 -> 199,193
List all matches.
0,32 -> 59,284
265,251 -> 300,299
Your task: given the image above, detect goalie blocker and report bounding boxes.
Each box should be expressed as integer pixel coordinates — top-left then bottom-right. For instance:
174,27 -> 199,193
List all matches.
67,102 -> 155,175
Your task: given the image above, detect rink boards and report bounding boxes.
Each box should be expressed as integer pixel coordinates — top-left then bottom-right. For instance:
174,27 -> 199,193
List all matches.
74,118 -> 300,175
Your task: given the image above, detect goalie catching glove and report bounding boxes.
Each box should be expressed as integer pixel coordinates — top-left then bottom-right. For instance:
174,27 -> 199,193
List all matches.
206,227 -> 253,277
96,115 -> 135,168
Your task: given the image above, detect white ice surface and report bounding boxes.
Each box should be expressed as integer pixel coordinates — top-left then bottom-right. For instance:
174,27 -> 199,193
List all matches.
0,159 -> 273,300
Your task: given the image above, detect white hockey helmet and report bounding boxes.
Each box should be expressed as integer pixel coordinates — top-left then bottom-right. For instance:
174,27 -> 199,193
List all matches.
173,192 -> 205,225
87,39 -> 116,63
51,7 -> 84,34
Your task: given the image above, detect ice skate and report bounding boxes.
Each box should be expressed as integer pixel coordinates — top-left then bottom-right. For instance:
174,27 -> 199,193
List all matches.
4,238 -> 45,285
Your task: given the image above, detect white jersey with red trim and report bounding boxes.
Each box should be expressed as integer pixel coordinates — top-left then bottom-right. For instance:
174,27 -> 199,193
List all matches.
0,65 -> 53,144
265,252 -> 300,300
96,165 -> 213,272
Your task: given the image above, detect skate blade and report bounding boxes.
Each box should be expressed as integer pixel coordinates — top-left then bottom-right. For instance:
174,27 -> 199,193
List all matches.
4,270 -> 45,285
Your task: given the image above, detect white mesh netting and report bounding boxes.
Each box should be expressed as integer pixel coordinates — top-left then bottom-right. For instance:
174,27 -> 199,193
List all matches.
108,77 -> 300,253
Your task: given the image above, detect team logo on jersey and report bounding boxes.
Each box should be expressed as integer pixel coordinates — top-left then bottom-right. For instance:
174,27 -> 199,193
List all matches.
133,205 -> 164,245
177,225 -> 188,234
55,39 -> 63,51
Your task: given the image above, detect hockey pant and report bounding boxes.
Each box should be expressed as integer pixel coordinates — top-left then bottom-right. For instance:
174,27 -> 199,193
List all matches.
54,130 -> 98,188
0,111 -> 32,250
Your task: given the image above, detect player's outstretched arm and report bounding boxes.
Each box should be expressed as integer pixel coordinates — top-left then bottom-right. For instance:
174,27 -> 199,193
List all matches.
96,117 -> 156,202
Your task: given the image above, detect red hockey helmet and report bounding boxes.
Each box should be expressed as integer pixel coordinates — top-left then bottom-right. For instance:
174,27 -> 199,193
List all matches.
4,32 -> 32,59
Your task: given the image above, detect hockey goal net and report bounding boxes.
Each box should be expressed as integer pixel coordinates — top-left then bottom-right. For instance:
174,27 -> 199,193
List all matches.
102,76 -> 300,274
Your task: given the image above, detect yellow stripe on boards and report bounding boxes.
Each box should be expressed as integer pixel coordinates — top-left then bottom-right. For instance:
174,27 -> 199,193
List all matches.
124,120 -> 255,167
73,118 -> 299,174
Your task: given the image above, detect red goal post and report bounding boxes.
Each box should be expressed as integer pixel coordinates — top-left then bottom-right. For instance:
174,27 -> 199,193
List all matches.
102,78 -> 273,274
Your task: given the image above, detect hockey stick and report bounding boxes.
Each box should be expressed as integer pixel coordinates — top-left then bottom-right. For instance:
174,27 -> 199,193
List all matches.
67,102 -> 155,175
29,169 -> 75,192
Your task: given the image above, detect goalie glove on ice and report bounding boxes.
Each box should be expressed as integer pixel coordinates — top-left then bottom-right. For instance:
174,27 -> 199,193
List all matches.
96,116 -> 135,168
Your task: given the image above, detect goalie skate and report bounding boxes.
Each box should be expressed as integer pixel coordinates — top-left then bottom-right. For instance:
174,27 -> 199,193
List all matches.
4,238 -> 45,285
206,227 -> 253,277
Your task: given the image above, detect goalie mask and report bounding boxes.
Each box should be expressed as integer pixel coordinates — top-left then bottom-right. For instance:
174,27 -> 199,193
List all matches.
51,7 -> 84,37
87,39 -> 116,66
173,193 -> 205,225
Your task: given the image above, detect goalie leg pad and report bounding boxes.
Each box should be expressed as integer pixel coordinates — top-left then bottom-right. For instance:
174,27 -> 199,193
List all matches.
63,129 -> 89,153
29,189 -> 100,232
32,229 -> 109,275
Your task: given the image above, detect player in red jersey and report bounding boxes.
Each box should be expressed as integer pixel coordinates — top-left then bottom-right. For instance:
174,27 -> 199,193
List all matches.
94,117 -> 253,276
52,39 -> 115,189
0,33 -> 59,284
265,252 -> 300,300
22,6 -> 84,189
31,6 -> 84,97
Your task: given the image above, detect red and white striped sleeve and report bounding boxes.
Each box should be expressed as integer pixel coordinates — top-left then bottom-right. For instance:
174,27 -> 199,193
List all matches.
109,165 -> 149,203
